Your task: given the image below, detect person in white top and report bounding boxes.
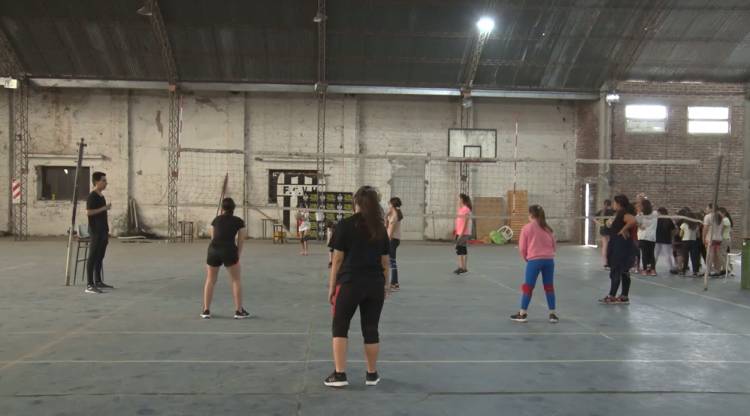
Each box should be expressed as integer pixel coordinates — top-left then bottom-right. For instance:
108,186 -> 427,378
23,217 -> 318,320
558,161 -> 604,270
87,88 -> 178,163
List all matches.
702,204 -> 726,276
297,203 -> 311,256
717,208 -> 733,276
636,199 -> 658,276
385,197 -> 404,290
678,211 -> 702,276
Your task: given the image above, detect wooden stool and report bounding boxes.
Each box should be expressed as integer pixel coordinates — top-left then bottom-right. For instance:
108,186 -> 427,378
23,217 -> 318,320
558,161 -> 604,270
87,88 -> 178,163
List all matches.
73,225 -> 95,286
272,224 -> 286,244
261,218 -> 276,239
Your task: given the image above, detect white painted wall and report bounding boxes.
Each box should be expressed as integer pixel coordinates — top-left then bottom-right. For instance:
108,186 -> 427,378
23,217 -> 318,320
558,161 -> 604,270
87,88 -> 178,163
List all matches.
0,89 -> 579,240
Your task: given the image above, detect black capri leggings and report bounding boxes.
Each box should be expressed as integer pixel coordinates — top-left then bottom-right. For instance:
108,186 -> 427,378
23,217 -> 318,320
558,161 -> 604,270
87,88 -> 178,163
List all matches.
332,279 -> 385,344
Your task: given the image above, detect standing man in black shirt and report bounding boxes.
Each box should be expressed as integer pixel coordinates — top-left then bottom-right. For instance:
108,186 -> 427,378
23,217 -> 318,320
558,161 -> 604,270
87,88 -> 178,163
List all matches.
85,171 -> 113,294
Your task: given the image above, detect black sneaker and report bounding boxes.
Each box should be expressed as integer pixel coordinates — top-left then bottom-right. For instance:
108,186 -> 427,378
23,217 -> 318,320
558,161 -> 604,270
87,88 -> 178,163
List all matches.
549,313 -> 559,323
324,371 -> 348,387
85,285 -> 103,294
453,268 -> 462,274
510,312 -> 528,322
96,282 -> 114,289
457,268 -> 468,275
200,309 -> 211,319
365,371 -> 380,386
234,308 -> 251,319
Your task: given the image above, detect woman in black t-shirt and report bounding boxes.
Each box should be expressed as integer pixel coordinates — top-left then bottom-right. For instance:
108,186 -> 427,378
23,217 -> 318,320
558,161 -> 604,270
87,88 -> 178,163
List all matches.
201,198 -> 249,319
324,186 -> 390,388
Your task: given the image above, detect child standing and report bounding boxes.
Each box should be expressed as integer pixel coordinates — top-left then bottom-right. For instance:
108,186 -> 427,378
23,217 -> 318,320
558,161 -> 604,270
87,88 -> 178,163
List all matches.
636,199 -> 658,276
680,212 -> 701,276
510,205 -> 558,323
453,194 -> 473,275
654,207 -> 676,273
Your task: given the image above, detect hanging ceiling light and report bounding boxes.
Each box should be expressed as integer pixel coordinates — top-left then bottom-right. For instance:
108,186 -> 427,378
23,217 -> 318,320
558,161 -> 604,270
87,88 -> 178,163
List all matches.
476,17 -> 495,34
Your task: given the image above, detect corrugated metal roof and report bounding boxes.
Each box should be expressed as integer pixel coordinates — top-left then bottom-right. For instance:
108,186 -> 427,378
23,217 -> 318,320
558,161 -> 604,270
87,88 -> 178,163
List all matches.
1,0 -> 748,90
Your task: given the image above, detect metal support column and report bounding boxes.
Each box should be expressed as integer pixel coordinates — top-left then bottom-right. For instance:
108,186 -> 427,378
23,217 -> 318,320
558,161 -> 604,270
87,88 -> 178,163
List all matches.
315,0 -> 327,195
743,86 -> 750,241
167,90 -> 180,241
597,88 -> 613,208
11,80 -> 29,240
141,0 -> 180,240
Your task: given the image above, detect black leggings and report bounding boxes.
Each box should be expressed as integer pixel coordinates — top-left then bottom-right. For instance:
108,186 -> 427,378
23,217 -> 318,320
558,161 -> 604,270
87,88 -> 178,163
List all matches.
389,239 -> 400,285
686,240 -> 701,273
639,240 -> 655,270
332,279 -> 385,344
609,265 -> 631,297
87,232 -> 108,286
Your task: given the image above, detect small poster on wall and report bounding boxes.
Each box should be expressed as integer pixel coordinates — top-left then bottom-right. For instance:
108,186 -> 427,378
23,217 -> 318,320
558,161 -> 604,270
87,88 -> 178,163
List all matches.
268,170 -> 318,231
302,191 -> 354,240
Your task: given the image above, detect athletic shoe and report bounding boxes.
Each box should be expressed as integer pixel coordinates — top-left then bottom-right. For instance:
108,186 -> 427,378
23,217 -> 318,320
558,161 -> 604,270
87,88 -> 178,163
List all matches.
96,282 -> 114,289
598,295 -> 618,304
453,268 -> 462,274
365,371 -> 380,386
200,309 -> 211,319
234,308 -> 251,319
324,371 -> 349,387
510,313 -> 528,322
84,285 -> 103,294
457,268 -> 468,275
617,296 -> 630,305
548,313 -> 559,323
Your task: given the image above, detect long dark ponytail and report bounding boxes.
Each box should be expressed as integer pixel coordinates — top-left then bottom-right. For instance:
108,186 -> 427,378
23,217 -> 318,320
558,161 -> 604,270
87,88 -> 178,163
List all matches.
459,193 -> 473,211
529,204 -> 553,233
354,186 -> 386,241
390,197 -> 404,221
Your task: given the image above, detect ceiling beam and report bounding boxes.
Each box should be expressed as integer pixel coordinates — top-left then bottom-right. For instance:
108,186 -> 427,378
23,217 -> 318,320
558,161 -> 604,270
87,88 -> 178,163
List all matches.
142,0 -> 178,86
28,78 -> 600,100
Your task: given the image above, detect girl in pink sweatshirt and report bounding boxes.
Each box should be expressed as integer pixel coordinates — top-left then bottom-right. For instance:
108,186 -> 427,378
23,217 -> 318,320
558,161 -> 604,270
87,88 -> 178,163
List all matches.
510,205 -> 558,323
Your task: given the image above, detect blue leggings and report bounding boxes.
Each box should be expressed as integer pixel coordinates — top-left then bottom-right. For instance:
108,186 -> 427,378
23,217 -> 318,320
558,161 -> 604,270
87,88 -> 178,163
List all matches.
520,259 -> 556,311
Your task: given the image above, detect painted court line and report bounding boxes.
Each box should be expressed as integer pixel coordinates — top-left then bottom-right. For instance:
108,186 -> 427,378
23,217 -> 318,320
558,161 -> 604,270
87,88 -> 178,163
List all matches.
476,274 -> 614,340
3,330 -> 749,337
636,278 -> 750,311
0,262 -> 35,271
5,359 -> 750,365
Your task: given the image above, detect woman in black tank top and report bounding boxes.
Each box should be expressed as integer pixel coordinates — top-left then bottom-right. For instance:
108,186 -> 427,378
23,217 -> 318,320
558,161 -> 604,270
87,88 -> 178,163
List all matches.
200,198 -> 250,319
600,195 -> 637,305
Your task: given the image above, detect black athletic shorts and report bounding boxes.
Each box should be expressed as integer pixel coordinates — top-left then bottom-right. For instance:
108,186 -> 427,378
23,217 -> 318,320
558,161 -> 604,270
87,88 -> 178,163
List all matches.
206,243 -> 239,267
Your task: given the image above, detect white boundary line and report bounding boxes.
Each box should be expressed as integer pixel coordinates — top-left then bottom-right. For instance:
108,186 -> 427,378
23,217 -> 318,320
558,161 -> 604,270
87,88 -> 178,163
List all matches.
475,273 -> 615,340
2,330 -> 748,337
4,359 -> 750,365
0,262 -> 35,271
636,278 -> 750,311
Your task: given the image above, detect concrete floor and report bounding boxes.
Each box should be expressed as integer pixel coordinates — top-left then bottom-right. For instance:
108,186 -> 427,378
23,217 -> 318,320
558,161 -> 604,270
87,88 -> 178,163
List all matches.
0,238 -> 749,416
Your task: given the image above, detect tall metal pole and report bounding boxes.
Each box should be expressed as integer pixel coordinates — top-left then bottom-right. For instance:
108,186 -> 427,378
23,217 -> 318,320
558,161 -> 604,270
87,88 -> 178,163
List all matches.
11,80 -> 29,241
704,154 -> 723,291
64,139 -> 86,286
167,89 -> 180,241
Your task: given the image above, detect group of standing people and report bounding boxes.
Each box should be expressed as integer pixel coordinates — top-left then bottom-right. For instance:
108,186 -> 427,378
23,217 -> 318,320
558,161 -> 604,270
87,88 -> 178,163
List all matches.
596,197 -> 734,281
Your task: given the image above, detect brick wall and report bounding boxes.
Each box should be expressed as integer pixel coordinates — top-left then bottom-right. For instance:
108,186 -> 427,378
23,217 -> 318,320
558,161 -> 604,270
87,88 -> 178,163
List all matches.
610,81 -> 745,245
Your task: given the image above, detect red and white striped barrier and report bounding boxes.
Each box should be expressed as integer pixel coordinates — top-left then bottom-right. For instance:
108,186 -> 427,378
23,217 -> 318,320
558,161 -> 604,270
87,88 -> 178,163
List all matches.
11,179 -> 21,204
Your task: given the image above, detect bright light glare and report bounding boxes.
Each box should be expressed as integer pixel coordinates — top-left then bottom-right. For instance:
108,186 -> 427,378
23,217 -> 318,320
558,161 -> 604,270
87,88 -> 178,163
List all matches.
625,105 -> 667,120
476,17 -> 495,33
584,183 -> 590,246
688,106 -> 728,120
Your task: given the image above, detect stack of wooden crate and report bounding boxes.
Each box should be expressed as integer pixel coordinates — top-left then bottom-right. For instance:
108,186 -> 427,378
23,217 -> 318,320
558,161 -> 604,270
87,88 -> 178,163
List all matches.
474,197 -> 503,241
506,190 -> 528,241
